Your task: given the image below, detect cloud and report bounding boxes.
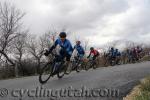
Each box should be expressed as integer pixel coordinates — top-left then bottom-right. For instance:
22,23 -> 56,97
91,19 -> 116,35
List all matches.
1,0 -> 150,47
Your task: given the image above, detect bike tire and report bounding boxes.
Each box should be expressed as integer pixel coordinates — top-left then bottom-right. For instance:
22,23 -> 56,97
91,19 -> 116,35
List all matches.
39,62 -> 52,84
57,64 -> 65,79
92,63 -> 97,69
111,61 -> 116,66
65,62 -> 73,75
85,62 -> 91,71
83,63 -> 88,71
76,65 -> 80,72
75,61 -> 81,73
92,60 -> 97,69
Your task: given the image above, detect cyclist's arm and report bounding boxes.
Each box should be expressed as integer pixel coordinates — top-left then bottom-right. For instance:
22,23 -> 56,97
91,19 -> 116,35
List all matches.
66,40 -> 73,55
87,51 -> 91,58
81,46 -> 85,55
73,45 -> 76,50
49,40 -> 58,53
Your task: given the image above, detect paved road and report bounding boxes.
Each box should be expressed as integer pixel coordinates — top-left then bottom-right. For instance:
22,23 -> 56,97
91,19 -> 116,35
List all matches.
0,61 -> 150,100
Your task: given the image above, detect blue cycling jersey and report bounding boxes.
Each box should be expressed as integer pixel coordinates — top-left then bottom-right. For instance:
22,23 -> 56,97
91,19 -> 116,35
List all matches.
109,49 -> 115,57
49,38 -> 73,55
114,50 -> 121,57
74,45 -> 85,55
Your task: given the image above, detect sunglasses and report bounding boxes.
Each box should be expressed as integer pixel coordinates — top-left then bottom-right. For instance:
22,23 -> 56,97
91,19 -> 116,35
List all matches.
60,37 -> 66,39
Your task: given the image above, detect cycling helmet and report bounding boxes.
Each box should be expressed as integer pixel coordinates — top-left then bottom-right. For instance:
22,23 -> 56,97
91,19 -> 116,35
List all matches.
90,47 -> 94,50
76,40 -> 81,44
59,32 -> 67,38
111,47 -> 114,50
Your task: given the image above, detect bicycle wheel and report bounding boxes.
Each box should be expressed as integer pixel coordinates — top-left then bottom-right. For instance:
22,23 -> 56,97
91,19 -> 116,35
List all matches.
39,62 -> 53,84
92,61 -> 97,69
65,62 -> 73,75
57,63 -> 65,79
76,61 -> 82,72
85,61 -> 91,71
111,60 -> 116,66
82,62 -> 88,71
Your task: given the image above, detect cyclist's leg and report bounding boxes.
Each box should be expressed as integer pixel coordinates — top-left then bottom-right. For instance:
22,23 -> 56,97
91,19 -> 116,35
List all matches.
64,53 -> 71,73
65,53 -> 71,64
92,55 -> 97,65
79,54 -> 84,61
78,54 -> 84,66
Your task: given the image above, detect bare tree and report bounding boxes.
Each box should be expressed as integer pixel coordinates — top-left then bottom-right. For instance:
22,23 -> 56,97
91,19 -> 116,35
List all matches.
26,34 -> 46,74
13,32 -> 28,75
124,40 -> 137,49
0,2 -> 25,66
82,38 -> 90,51
45,30 -> 58,44
108,40 -> 119,49
39,33 -> 52,49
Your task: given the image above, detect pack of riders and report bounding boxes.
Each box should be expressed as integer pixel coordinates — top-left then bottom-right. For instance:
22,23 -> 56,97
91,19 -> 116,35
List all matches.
44,31 -> 143,66
108,47 -> 121,58
107,46 -> 143,64
131,46 -> 143,61
122,46 -> 143,63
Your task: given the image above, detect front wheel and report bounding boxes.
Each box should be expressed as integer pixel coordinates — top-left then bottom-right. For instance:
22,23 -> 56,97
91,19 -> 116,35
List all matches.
39,62 -> 52,84
110,60 -> 116,66
85,61 -> 91,70
75,61 -> 81,73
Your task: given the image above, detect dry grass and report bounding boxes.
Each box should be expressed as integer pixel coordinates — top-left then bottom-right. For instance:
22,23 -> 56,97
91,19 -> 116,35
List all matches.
123,76 -> 150,100
141,55 -> 150,61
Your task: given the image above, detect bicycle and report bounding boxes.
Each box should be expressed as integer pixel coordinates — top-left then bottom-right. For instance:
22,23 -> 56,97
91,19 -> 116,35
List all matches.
39,52 -> 67,84
85,56 -> 98,70
107,56 -> 116,66
66,56 -> 83,74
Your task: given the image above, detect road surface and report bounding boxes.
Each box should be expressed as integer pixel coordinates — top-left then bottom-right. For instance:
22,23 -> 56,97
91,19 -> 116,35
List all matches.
0,61 -> 150,100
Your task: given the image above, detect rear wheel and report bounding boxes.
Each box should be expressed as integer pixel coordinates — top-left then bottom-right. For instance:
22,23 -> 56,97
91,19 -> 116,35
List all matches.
57,63 -> 65,79
65,62 -> 73,75
92,61 -> 97,69
76,65 -> 80,72
75,61 -> 81,73
39,62 -> 53,84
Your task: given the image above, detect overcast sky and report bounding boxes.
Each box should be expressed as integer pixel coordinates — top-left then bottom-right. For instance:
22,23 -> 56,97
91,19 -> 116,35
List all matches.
1,0 -> 150,47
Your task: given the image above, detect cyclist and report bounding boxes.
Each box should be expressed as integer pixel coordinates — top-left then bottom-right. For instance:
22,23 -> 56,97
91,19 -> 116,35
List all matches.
107,47 -> 115,62
114,49 -> 121,64
136,46 -> 143,60
136,46 -> 142,53
126,48 -> 132,63
114,49 -> 121,57
131,47 -> 137,62
44,32 -> 73,70
73,40 -> 85,59
87,47 -> 100,60
109,47 -> 115,58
